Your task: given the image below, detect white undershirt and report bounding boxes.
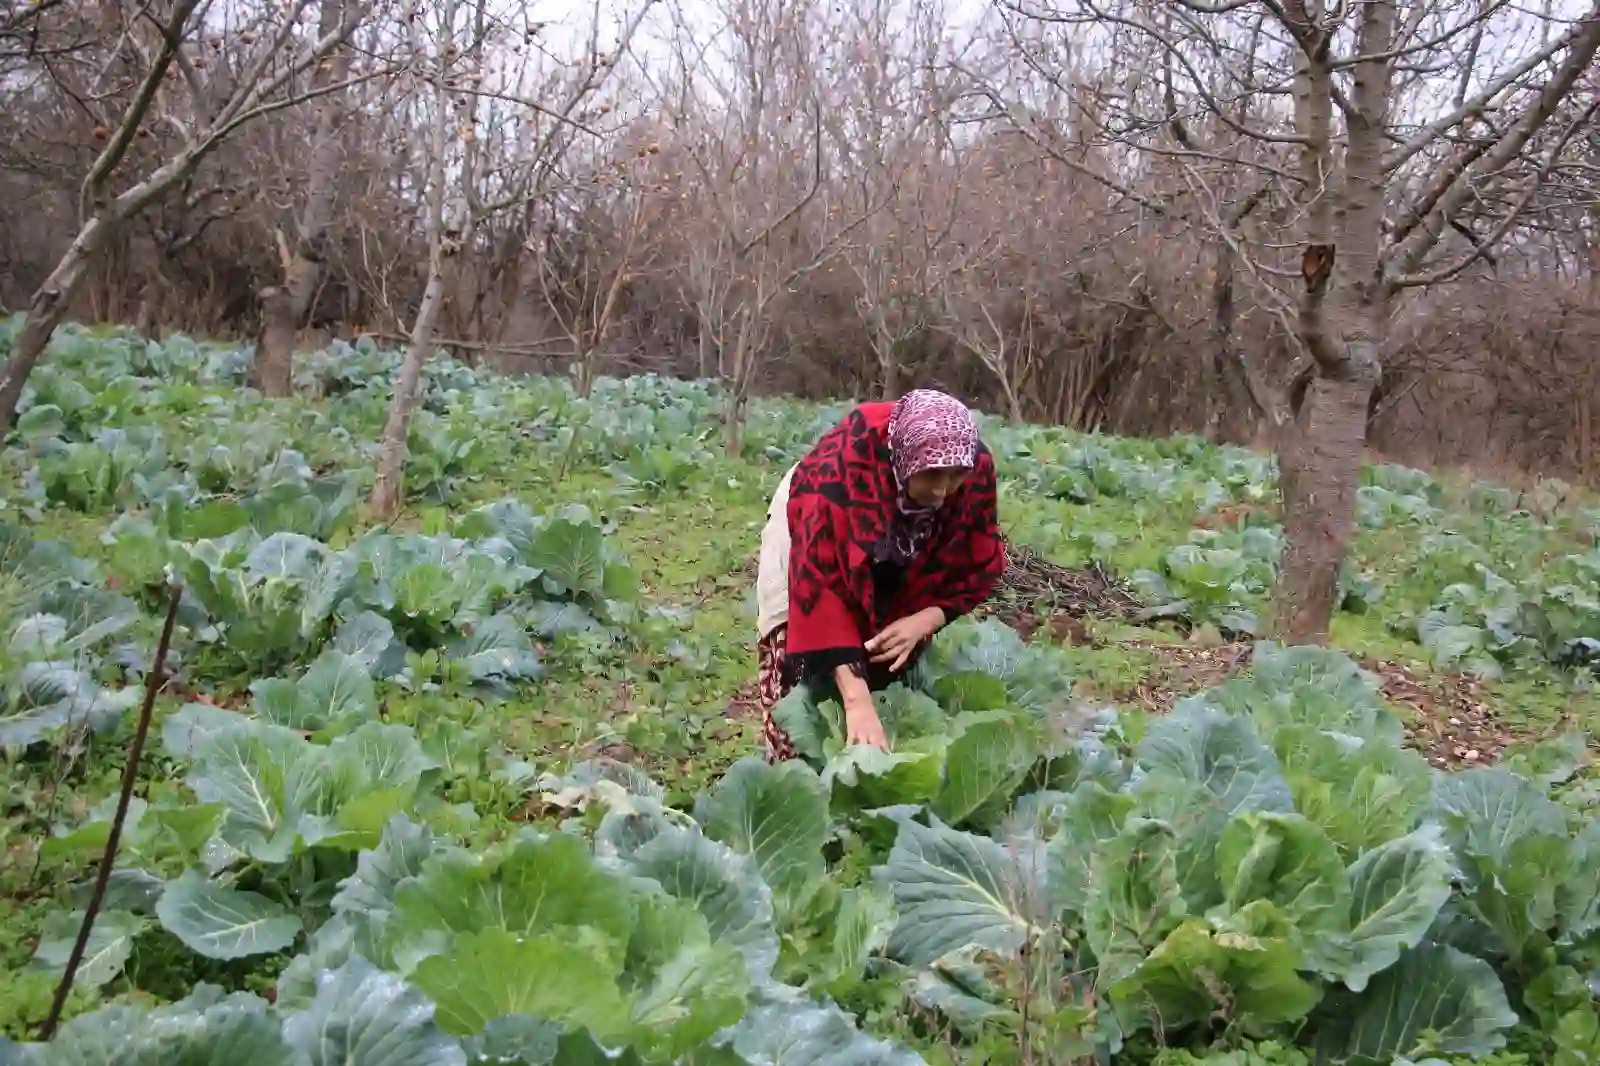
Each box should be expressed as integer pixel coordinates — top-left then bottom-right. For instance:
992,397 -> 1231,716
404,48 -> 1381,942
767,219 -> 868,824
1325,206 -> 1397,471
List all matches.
755,462 -> 800,640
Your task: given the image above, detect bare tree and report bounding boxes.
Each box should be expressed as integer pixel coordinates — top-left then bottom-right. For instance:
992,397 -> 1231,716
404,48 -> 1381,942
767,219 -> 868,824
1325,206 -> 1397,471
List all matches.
370,0 -> 467,518
532,157 -> 657,395
1278,0 -> 1600,641
368,0 -> 654,515
448,0 -> 657,359
933,182 -> 1021,418
830,0 -> 963,396
662,0 -> 898,453
0,0 -> 374,433
997,0 -> 1600,642
5,0 -> 1599,509
942,291 -> 1030,422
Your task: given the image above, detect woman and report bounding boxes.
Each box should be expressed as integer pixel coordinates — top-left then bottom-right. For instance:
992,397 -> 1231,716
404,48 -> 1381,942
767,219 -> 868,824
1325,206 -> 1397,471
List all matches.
754,389 -> 1006,761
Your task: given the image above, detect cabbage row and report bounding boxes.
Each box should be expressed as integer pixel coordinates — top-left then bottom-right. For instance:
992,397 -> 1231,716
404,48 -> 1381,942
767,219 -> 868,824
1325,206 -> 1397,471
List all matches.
0,495 -> 633,750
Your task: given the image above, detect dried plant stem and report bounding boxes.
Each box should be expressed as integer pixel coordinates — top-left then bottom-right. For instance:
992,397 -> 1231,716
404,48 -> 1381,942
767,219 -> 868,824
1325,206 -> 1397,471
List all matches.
38,583 -> 183,1041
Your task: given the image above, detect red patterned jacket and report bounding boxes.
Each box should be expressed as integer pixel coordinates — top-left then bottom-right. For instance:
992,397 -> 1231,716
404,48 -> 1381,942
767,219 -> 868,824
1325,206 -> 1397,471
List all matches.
783,402 -> 1005,686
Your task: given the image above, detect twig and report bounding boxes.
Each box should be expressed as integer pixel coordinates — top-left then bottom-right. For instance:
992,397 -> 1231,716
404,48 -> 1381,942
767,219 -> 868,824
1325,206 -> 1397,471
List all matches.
553,423 -> 584,485
38,583 -> 183,1041
363,330 -> 570,354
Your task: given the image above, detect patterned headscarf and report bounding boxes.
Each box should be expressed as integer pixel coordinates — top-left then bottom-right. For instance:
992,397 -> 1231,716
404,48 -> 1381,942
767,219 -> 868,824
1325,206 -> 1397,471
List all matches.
887,389 -> 979,487
880,390 -> 979,564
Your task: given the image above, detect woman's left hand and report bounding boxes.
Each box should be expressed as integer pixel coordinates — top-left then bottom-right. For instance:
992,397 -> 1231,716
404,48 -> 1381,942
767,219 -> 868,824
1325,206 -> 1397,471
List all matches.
866,607 -> 947,673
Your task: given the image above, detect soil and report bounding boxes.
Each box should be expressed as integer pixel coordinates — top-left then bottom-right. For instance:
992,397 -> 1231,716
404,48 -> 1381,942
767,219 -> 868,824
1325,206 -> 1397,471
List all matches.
980,541 -> 1143,637
1373,658 -> 1512,768
1068,633 -> 1517,767
981,547 -> 1522,766
1117,640 -> 1254,713
164,684 -> 249,711
725,681 -> 763,721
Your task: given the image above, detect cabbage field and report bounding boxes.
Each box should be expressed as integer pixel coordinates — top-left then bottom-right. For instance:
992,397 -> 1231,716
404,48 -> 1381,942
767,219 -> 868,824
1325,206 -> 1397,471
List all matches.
0,321 -> 1597,1066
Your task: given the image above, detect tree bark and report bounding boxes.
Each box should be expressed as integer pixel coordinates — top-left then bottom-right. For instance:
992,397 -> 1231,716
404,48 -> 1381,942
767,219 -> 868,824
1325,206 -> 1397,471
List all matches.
256,0 -> 352,397
721,389 -> 748,456
0,217 -> 110,432
370,262 -> 447,516
1270,0 -> 1392,645
720,313 -> 755,457
876,327 -> 899,399
0,0 -> 197,434
134,296 -> 159,339
1273,375 -> 1371,643
1207,189 -> 1281,441
253,285 -> 298,393
1206,240 -> 1255,441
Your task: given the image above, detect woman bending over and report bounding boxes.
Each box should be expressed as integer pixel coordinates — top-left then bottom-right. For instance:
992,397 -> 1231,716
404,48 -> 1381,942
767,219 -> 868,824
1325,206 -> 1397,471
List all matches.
753,389 -> 1006,760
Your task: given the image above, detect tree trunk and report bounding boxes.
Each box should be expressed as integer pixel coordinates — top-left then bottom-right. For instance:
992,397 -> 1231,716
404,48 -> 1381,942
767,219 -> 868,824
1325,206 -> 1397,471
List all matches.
721,311 -> 756,457
721,354 -> 749,456
135,296 -> 159,339
0,0 -> 361,430
371,10 -> 456,519
574,338 -> 596,398
998,375 -> 1023,423
1272,374 -> 1371,644
722,389 -> 747,456
1269,0 -> 1388,645
370,267 -> 446,516
256,0 -> 352,398
0,217 -> 109,434
1207,240 -> 1258,442
253,285 -> 298,393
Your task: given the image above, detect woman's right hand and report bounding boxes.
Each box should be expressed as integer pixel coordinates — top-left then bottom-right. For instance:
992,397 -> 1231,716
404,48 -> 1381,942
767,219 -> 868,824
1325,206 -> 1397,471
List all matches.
844,697 -> 889,750
834,664 -> 889,751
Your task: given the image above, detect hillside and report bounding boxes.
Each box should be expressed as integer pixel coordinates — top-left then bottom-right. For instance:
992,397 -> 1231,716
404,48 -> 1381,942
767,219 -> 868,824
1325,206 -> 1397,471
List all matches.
1,324 -> 1597,1065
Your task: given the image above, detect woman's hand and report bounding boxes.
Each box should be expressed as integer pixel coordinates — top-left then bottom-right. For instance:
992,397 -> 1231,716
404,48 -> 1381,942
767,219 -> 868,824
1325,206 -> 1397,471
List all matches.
866,607 -> 947,673
844,697 -> 889,750
834,665 -> 889,751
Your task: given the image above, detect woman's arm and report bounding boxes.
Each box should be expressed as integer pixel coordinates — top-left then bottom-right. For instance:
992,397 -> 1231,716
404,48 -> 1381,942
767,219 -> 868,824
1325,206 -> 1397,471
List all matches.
865,606 -> 946,673
788,539 -> 891,748
834,664 -> 887,749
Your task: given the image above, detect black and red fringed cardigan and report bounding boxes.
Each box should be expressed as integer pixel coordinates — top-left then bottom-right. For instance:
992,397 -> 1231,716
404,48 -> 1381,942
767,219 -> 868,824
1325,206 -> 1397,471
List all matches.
782,401 -> 1006,687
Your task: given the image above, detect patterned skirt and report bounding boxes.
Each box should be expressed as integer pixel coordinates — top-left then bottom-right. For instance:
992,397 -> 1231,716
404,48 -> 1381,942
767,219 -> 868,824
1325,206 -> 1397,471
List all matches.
756,624 -> 797,762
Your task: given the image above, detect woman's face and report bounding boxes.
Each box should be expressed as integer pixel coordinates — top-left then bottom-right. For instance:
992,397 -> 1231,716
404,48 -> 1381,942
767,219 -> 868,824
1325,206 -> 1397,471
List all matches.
905,466 -> 971,508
